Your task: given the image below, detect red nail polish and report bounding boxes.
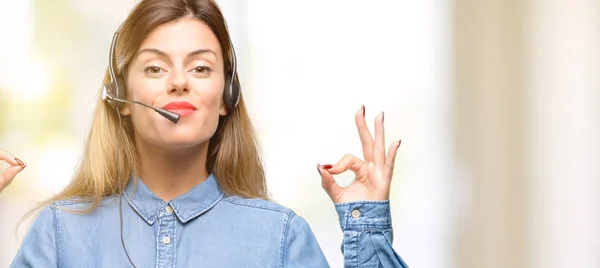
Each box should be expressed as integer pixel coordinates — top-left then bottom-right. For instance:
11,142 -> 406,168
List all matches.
381,111 -> 385,122
14,158 -> 25,167
322,164 -> 333,169
362,105 -> 365,117
397,140 -> 402,147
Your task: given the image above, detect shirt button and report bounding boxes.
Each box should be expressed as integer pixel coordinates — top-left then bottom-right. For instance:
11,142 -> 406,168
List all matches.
351,209 -> 361,218
165,206 -> 174,214
162,236 -> 171,245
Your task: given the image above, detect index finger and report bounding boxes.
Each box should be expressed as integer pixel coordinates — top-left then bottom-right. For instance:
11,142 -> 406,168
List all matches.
355,105 -> 374,162
0,150 -> 19,166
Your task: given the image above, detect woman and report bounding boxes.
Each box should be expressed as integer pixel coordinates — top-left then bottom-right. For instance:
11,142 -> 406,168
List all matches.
7,0 -> 408,267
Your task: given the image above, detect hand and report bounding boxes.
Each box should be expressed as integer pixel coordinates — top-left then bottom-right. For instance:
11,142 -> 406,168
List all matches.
317,106 -> 401,203
0,150 -> 27,193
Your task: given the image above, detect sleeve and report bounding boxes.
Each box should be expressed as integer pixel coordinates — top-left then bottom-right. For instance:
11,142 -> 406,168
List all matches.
335,201 -> 409,268
282,213 -> 331,268
10,206 -> 59,268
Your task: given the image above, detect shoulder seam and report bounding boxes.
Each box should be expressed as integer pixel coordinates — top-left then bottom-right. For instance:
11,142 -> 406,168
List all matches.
51,206 -> 61,268
52,195 -> 116,207
279,211 -> 296,268
221,197 -> 291,214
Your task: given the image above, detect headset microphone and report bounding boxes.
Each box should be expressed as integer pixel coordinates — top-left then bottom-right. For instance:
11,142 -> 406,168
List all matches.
101,87 -> 180,124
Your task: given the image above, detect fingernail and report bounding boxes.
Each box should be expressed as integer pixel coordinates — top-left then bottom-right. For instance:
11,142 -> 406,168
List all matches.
15,157 -> 25,167
316,164 -> 322,176
398,140 -> 402,147
381,111 -> 385,122
322,164 -> 333,169
362,105 -> 365,117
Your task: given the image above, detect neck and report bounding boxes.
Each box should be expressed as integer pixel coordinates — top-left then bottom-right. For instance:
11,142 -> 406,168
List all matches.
136,139 -> 210,202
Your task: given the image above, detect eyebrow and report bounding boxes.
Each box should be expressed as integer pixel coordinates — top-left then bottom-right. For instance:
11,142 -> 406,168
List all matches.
136,48 -> 218,58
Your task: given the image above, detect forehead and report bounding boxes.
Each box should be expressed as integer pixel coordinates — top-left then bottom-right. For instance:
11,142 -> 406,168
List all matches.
139,17 -> 222,56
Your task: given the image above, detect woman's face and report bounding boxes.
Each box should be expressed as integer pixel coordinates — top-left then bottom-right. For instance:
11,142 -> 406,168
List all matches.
122,17 -> 227,150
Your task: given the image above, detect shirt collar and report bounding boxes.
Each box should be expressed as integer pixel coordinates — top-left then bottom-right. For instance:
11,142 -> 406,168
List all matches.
123,173 -> 223,225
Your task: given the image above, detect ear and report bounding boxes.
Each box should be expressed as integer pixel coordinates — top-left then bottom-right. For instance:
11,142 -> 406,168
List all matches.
219,102 -> 228,116
119,104 -> 131,116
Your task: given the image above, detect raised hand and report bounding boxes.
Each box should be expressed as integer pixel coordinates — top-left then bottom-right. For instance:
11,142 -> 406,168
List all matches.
317,105 -> 401,203
0,150 -> 26,193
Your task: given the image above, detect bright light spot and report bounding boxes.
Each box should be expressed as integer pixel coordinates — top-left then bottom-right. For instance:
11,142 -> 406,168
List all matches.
0,0 -> 49,102
4,59 -> 52,101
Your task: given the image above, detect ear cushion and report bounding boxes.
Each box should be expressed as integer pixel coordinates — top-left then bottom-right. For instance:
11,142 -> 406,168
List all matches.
224,75 -> 240,111
103,75 -> 126,109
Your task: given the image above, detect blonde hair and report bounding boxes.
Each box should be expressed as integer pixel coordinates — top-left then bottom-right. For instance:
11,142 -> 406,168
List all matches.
23,0 -> 267,220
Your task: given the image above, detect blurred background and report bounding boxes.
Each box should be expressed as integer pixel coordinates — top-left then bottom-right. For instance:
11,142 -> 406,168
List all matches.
0,0 -> 598,267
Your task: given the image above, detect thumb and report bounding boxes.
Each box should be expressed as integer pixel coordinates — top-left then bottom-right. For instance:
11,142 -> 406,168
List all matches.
316,164 -> 342,202
1,165 -> 24,192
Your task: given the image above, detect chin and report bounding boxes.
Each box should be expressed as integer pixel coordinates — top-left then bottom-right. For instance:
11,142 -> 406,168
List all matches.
158,126 -> 216,148
158,132 -> 210,149
133,114 -> 219,150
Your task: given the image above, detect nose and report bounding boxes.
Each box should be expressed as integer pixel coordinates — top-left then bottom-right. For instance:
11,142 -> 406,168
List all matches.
168,68 -> 189,94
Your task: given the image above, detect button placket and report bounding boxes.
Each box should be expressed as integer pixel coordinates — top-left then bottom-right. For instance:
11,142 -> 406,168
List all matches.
156,205 -> 177,267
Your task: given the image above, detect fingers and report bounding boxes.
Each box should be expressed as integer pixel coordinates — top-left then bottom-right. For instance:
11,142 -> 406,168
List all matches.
384,140 -> 401,177
0,165 -> 24,192
317,164 -> 342,202
324,153 -> 365,175
355,105 -> 374,162
0,150 -> 27,192
373,112 -> 385,167
317,154 -> 365,203
0,150 -> 19,166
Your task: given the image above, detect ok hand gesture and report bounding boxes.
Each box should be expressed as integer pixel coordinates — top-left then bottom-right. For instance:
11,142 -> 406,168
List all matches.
317,106 -> 401,203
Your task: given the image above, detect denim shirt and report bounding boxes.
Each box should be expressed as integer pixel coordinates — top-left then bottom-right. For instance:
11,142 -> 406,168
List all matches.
10,174 -> 408,267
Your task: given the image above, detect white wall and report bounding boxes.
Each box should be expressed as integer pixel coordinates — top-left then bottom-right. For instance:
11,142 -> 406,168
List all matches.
525,0 -> 600,267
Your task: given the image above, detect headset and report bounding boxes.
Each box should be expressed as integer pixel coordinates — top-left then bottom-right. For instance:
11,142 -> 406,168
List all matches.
101,22 -> 241,268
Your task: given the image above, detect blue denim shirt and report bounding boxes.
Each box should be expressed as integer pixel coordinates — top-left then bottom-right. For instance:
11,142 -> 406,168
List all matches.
10,174 -> 408,267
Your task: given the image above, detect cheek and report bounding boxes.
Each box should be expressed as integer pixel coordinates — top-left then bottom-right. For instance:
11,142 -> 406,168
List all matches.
194,80 -> 224,110
128,79 -> 165,104
124,78 -> 166,129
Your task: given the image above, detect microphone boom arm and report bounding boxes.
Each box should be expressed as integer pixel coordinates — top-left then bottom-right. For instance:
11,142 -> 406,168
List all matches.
102,89 -> 180,124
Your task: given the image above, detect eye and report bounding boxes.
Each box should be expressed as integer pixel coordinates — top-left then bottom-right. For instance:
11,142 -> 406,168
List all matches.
191,65 -> 213,75
144,65 -> 165,76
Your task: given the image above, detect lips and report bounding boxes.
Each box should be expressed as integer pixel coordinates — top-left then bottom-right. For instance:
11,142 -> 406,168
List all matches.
161,101 -> 197,117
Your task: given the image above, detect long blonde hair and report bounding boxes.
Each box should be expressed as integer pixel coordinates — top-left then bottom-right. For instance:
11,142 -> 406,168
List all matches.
26,0 -> 267,218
